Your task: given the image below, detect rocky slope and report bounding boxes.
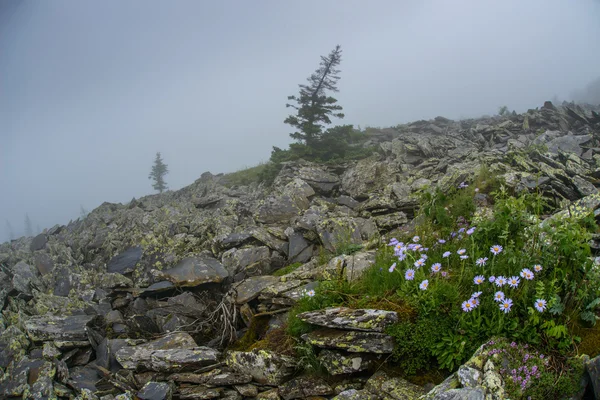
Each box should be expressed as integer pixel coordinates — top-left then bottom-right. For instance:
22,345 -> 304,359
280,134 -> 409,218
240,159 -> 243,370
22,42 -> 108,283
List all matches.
1,101 -> 600,399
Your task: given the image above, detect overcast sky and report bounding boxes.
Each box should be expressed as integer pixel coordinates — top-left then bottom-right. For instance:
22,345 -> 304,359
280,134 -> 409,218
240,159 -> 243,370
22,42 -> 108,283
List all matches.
1,0 -> 600,242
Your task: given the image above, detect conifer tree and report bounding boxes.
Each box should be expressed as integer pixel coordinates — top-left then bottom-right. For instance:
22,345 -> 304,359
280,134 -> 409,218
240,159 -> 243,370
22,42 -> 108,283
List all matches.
149,152 -> 169,193
285,45 -> 345,147
24,213 -> 33,237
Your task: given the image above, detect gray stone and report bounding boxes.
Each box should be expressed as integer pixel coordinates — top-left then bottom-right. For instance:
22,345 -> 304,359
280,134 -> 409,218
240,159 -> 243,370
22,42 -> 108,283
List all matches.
158,255 -> 229,287
457,366 -> 481,388
234,384 -> 258,397
33,251 -> 54,275
278,376 -> 334,399
30,234 -> 48,251
137,381 -> 173,400
107,246 -> 142,274
297,307 -> 398,332
256,195 -> 302,224
222,246 -> 271,276
297,166 -> 340,195
586,354 -> 600,400
332,389 -> 379,400
302,328 -> 394,353
364,371 -> 427,399
225,349 -> 296,385
433,388 -> 485,400
287,232 -> 313,264
12,261 -> 39,296
318,349 -> 380,375
546,134 -> 592,156
25,315 -> 94,342
234,275 -> 279,304
317,217 -> 363,254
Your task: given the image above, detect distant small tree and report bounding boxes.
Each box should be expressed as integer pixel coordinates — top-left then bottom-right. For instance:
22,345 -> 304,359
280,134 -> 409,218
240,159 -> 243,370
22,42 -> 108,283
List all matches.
285,45 -> 345,148
24,213 -> 33,237
149,152 -> 169,193
80,205 -> 89,219
5,220 -> 14,241
498,105 -> 509,116
36,224 -> 41,235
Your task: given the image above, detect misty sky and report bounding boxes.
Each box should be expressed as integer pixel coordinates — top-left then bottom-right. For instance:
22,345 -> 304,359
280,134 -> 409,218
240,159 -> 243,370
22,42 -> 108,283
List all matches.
1,0 -> 600,242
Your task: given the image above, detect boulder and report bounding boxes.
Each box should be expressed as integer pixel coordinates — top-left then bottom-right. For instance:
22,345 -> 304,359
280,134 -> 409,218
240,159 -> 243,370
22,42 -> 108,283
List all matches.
11,261 -> 39,296
364,371 -> 427,399
222,246 -> 271,276
24,315 -> 94,343
225,349 -> 296,385
30,234 -> 47,251
138,381 -> 173,400
318,349 -> 380,375
234,275 -> 279,304
302,328 -> 394,353
107,246 -> 143,274
278,376 -> 334,399
158,255 -> 229,287
296,307 -> 398,332
115,332 -> 219,372
586,354 -> 600,399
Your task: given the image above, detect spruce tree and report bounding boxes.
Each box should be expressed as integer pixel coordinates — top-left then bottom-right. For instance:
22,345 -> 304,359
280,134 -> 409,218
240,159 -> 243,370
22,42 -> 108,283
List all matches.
24,213 -> 33,237
5,220 -> 14,241
284,45 -> 344,147
149,152 -> 169,193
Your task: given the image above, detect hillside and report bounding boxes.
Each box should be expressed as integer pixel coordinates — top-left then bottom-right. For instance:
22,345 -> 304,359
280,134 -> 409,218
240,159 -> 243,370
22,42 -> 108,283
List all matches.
1,101 -> 600,399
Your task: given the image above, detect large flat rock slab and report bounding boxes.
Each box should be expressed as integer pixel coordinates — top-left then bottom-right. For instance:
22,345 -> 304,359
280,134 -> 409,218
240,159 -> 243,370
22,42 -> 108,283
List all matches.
115,332 -> 220,372
158,255 -> 229,287
302,328 -> 394,353
225,349 -> 296,385
234,275 -> 279,304
24,315 -> 94,342
297,307 -> 398,332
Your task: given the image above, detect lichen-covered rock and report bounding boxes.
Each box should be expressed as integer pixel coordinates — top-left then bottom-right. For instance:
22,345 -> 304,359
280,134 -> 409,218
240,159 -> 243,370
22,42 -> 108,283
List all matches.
225,349 -> 296,385
326,251 -> 376,282
107,246 -> 142,274
318,349 -> 380,375
157,255 -> 229,287
234,275 -> 279,304
364,371 -> 426,399
178,386 -> 222,399
316,217 -> 363,254
332,389 -> 379,400
12,261 -> 40,296
297,307 -> 398,332
457,366 -> 481,388
233,384 -> 258,397
257,388 -> 282,399
431,388 -> 485,400
137,381 -> 173,400
222,246 -> 271,276
278,376 -> 334,399
302,328 -> 394,353
115,332 -> 219,372
24,314 -> 94,342
0,325 -> 30,368
256,195 -> 303,224
586,354 -> 600,400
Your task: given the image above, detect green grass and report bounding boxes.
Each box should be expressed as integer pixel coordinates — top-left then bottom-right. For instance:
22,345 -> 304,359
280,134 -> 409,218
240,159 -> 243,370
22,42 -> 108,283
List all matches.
272,262 -> 303,277
221,163 -> 268,187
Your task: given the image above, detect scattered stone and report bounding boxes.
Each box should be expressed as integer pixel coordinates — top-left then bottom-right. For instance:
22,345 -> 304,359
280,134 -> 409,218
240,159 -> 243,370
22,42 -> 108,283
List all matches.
364,371 -> 426,399
234,275 -> 279,304
297,307 -> 398,332
318,349 -> 380,375
302,328 -> 394,353
137,381 -> 173,400
107,246 -> 143,274
116,332 -> 219,372
278,376 -> 334,399
225,349 -> 296,385
25,315 -> 94,342
158,255 -> 229,287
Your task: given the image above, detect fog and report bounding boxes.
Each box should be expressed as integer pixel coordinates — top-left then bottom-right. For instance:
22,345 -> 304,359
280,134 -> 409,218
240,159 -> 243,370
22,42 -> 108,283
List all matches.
1,0 -> 600,242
